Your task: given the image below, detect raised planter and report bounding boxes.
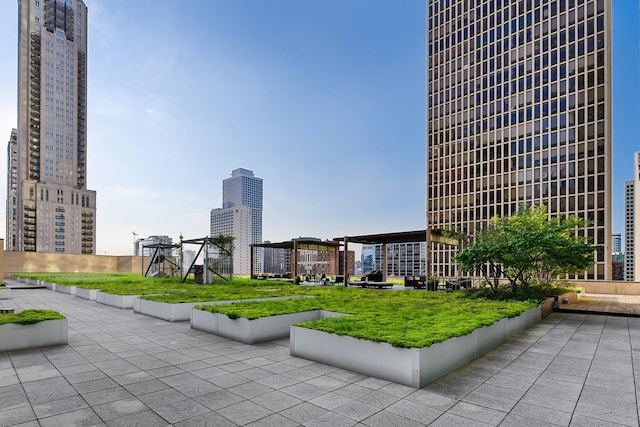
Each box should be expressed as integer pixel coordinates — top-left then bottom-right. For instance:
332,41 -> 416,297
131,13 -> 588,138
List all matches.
0,319 -> 68,352
0,287 -> 10,300
136,295 -> 311,322
76,288 -> 99,301
96,292 -> 138,309
191,309 -> 347,344
290,306 -> 541,388
55,284 -> 76,296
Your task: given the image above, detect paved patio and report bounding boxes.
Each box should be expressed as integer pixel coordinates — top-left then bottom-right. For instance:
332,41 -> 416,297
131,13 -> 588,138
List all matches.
1,288 -> 639,426
558,293 -> 640,317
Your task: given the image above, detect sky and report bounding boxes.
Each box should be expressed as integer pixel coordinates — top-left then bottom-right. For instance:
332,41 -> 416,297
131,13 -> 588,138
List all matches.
0,1 -> 638,256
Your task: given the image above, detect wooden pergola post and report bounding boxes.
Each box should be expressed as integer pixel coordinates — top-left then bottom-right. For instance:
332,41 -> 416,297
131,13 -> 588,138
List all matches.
343,237 -> 349,286
250,244 -> 254,279
382,243 -> 387,282
292,240 -> 298,279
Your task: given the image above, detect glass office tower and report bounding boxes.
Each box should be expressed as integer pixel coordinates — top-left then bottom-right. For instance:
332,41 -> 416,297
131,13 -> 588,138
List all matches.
427,0 -> 612,280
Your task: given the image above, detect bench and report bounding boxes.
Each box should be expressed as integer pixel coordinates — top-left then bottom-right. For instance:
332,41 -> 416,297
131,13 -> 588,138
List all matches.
404,276 -> 427,289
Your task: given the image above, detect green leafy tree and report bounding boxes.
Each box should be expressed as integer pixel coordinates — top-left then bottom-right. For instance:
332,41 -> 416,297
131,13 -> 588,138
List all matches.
455,204 -> 597,294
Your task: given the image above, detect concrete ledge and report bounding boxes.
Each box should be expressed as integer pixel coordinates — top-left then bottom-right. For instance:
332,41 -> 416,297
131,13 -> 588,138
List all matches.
96,292 -> 138,309
0,319 -> 68,352
191,309 -> 348,344
136,295 -> 311,322
55,284 -> 76,296
290,306 -> 541,388
571,280 -> 640,295
76,288 -> 99,301
0,288 -> 10,300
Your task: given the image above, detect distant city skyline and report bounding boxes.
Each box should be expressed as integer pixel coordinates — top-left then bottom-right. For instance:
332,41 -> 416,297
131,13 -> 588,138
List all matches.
0,1 -> 638,255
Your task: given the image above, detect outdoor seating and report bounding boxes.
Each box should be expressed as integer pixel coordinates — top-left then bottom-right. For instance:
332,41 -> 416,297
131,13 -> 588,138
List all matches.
362,270 -> 383,282
404,275 -> 427,289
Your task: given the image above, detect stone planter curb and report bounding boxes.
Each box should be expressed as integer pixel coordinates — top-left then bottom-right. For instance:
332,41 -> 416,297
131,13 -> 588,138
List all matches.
0,288 -> 10,300
136,295 -> 311,322
191,309 -> 347,344
0,319 -> 68,352
290,306 -> 541,388
55,284 -> 76,296
96,292 -> 138,309
76,288 -> 99,301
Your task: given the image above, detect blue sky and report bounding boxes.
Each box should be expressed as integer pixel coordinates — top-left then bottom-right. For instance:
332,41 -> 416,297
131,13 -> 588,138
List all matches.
0,1 -> 638,255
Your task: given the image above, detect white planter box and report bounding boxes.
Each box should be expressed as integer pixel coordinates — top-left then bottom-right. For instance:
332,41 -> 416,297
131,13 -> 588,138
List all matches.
137,295 -> 311,322
55,284 -> 76,296
290,306 -> 542,388
0,319 -> 68,352
135,299 -> 217,322
0,288 -> 10,300
96,292 -> 138,309
76,288 -> 99,301
44,282 -> 57,291
191,309 -> 347,344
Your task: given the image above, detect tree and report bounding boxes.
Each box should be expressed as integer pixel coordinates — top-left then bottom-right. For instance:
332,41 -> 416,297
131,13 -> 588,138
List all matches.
455,204 -> 598,294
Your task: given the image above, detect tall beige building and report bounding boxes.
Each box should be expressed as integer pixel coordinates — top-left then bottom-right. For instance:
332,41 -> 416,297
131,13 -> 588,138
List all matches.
427,1 -> 612,280
624,152 -> 640,281
8,0 -> 96,253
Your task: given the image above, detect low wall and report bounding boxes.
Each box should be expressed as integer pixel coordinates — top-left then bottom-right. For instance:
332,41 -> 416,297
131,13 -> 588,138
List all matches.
3,251 -> 150,277
570,280 -> 640,295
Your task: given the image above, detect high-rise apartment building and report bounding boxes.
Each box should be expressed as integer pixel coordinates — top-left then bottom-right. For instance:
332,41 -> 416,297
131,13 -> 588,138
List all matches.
612,232 -> 621,253
7,0 -> 96,253
427,0 -> 612,280
210,168 -> 263,275
211,205 -> 253,275
362,243 -> 427,277
624,152 -> 640,281
6,129 -> 18,250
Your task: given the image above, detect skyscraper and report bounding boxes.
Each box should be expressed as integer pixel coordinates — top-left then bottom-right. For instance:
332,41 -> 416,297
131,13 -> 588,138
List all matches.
8,0 -> 96,253
210,168 -> 263,275
624,152 -> 640,281
611,232 -> 621,253
427,0 -> 612,280
361,243 -> 427,277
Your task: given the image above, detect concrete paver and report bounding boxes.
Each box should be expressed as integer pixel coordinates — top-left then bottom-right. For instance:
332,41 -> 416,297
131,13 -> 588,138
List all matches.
0,288 -> 639,426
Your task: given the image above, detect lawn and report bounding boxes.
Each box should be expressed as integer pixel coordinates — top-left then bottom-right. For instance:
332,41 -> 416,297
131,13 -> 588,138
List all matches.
196,287 -> 536,348
0,309 -> 65,326
16,273 -> 538,349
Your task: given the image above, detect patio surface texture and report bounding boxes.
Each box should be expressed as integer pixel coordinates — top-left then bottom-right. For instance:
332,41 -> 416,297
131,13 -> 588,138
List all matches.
1,288 -> 640,427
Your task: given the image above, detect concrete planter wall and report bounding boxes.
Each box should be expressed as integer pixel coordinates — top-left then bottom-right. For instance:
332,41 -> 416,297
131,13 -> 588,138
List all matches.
76,288 -> 99,301
0,288 -> 10,300
191,309 -> 348,344
55,284 -> 76,296
290,306 -> 541,388
0,319 -> 68,352
96,292 -> 138,309
137,295 -> 311,322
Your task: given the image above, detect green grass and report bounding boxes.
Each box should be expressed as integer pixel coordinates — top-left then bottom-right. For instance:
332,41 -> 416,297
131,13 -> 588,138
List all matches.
14,273 -> 296,297
196,287 -> 536,348
0,309 -> 65,325
18,273 -> 538,349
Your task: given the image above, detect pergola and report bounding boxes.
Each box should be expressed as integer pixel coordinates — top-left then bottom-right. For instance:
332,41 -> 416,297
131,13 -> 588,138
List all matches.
141,242 -> 180,278
333,229 -> 459,281
251,239 -> 342,279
